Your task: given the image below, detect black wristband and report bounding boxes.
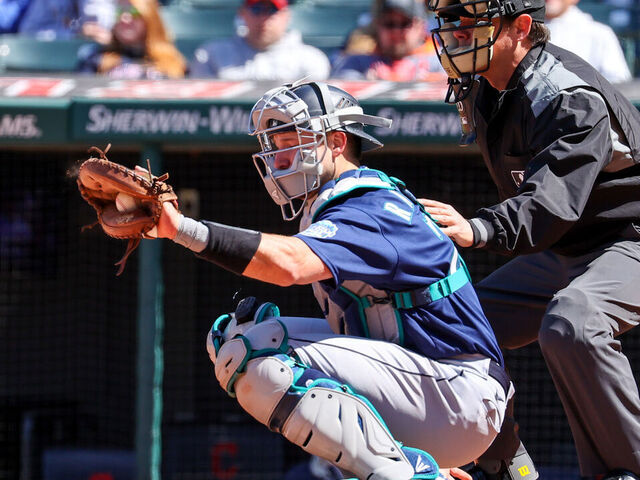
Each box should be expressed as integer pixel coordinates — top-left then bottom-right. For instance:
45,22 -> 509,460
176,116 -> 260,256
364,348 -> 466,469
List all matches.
195,221 -> 262,275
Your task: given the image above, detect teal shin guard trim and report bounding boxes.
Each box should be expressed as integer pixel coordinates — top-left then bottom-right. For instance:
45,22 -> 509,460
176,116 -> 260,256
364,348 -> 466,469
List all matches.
210,313 -> 232,355
273,367 -> 442,480
255,302 -> 280,324
225,336 -> 252,398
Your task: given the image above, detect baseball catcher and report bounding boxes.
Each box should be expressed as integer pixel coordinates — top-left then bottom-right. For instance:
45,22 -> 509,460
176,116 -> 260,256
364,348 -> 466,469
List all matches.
76,144 -> 179,275
116,80 -> 512,480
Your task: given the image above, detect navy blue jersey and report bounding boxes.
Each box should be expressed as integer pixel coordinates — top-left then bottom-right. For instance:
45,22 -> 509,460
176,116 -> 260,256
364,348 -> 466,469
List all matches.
295,168 -> 503,364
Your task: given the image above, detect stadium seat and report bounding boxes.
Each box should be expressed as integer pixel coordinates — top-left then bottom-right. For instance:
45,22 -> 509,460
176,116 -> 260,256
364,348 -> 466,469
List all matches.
174,36 -> 212,60
160,4 -> 239,40
0,35 -> 91,73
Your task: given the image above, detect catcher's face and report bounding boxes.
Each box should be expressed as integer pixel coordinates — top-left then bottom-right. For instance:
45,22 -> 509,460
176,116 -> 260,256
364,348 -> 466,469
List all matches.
270,130 -> 329,170
252,125 -> 329,220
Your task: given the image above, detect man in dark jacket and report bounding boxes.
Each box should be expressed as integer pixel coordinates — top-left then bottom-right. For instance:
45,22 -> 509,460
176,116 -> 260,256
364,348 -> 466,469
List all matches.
421,0 -> 640,479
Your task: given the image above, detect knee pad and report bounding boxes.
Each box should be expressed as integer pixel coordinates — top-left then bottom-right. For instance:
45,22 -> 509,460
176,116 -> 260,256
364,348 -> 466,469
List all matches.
210,316 -> 289,397
206,300 -> 281,367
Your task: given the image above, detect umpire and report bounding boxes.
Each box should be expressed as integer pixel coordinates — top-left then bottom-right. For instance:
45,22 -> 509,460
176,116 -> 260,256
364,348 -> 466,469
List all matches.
421,0 -> 640,479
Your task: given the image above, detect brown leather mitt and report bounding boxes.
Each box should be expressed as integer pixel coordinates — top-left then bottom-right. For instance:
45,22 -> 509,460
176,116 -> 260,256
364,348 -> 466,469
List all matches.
76,144 -> 179,275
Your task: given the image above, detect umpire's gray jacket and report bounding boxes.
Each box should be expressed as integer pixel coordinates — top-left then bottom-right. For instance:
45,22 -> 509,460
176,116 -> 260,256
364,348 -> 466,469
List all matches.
469,42 -> 640,256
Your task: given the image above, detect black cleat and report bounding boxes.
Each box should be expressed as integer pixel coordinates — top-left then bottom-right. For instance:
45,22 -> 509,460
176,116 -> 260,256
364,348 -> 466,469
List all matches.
466,443 -> 538,480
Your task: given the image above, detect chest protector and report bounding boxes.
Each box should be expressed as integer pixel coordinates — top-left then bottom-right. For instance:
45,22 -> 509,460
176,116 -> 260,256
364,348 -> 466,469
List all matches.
300,169 -> 470,345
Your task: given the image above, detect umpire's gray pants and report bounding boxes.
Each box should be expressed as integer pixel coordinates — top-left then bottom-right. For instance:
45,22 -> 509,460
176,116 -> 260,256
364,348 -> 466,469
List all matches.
476,234 -> 640,476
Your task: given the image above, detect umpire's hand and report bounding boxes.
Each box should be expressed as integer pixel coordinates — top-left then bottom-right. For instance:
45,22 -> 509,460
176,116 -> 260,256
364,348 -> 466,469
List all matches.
419,199 -> 474,248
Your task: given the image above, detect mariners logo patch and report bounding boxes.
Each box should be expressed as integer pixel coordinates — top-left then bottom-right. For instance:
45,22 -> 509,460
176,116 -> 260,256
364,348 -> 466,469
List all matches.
299,220 -> 338,239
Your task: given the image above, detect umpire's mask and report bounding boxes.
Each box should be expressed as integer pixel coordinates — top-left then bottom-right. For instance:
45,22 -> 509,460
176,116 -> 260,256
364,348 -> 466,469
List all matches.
249,81 -> 392,221
427,0 -> 545,102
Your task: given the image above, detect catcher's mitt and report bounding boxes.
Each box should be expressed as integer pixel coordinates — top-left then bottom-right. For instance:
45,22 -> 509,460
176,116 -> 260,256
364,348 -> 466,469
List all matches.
76,144 -> 179,275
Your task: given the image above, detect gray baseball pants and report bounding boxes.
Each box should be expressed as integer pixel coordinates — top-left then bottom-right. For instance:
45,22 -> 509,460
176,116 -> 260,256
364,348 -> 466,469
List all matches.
475,232 -> 640,476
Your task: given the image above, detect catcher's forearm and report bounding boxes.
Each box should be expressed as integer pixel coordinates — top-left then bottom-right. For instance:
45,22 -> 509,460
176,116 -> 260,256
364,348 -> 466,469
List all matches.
173,217 -> 261,275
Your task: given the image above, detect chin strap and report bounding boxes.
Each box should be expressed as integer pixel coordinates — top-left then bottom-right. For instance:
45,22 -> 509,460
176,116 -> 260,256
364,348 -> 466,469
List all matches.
445,77 -> 478,146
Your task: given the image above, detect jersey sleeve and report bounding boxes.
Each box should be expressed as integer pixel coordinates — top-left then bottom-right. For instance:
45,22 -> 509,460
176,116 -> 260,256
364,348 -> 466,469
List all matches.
470,88 -> 613,254
294,203 -> 399,286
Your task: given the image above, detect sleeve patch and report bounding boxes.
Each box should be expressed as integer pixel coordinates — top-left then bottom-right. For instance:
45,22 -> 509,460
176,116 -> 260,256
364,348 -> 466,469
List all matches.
299,220 -> 338,239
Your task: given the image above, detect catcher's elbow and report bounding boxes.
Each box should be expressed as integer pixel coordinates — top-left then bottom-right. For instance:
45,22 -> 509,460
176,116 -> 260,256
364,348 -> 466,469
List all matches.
273,263 -> 308,287
273,270 -> 299,287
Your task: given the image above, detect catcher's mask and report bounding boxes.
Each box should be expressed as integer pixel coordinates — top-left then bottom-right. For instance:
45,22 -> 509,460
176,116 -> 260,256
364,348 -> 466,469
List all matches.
427,0 -> 545,102
249,81 -> 392,220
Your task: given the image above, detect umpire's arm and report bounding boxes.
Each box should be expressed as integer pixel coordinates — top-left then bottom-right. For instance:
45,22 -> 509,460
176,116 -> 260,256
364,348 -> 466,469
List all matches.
470,90 -> 612,254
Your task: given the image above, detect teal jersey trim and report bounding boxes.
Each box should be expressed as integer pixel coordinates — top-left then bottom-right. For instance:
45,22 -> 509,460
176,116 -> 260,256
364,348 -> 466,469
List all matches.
311,169 -> 397,223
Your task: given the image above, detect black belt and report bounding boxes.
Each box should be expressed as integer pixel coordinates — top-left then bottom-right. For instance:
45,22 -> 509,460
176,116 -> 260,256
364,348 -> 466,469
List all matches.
488,361 -> 511,396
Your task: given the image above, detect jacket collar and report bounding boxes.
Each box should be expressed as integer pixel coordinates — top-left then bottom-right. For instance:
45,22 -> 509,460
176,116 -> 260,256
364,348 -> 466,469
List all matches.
505,42 -> 546,91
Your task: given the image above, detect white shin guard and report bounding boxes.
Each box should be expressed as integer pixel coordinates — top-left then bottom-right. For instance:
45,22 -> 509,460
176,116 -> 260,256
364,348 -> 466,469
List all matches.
280,387 -> 415,480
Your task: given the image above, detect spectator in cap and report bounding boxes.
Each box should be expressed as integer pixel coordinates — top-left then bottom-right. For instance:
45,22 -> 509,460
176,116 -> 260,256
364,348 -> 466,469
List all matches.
331,0 -> 446,82
188,0 -> 330,81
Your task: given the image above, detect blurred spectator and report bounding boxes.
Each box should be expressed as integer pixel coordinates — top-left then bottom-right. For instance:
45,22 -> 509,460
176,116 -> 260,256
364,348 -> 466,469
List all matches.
16,0 -> 117,40
546,0 -> 632,83
188,0 -> 330,81
331,0 -> 445,82
339,0 -> 381,56
77,0 -> 186,79
340,0 -> 440,56
0,0 -> 32,33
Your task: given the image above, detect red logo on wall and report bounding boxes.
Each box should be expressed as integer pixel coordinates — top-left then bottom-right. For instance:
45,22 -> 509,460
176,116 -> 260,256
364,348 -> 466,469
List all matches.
210,442 -> 239,480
